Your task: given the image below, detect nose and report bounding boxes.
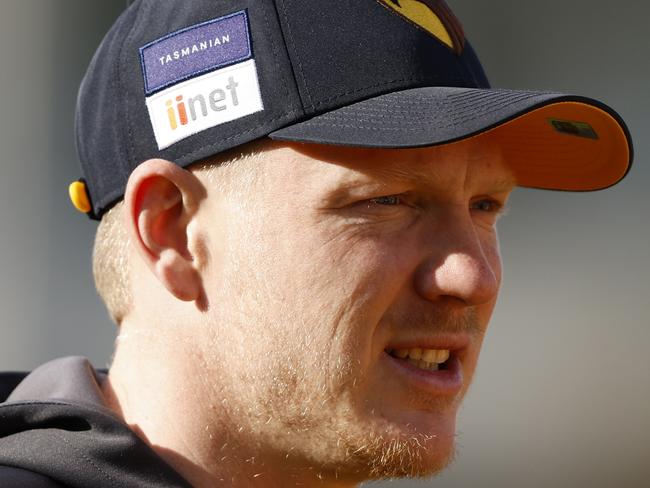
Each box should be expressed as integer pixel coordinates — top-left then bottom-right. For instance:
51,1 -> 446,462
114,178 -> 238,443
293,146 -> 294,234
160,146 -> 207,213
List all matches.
413,218 -> 501,306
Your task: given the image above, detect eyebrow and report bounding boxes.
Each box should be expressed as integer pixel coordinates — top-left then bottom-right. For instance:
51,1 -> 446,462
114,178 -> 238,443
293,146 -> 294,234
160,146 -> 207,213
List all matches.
330,166 -> 517,193
484,176 -> 518,193
369,165 -> 439,184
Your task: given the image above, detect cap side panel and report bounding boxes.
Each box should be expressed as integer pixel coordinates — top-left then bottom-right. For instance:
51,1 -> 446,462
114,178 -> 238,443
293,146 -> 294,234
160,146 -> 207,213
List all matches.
274,0 -> 313,109
458,42 -> 490,89
263,2 -> 294,115
275,0 -> 486,116
75,1 -> 143,218
120,0 -> 150,183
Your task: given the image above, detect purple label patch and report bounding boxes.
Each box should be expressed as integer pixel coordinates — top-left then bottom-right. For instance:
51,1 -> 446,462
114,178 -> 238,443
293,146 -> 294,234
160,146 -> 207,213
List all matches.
140,10 -> 252,95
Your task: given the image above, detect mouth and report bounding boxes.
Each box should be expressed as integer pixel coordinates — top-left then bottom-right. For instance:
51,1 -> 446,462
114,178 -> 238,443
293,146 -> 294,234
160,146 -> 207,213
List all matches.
382,342 -> 466,396
385,347 -> 451,371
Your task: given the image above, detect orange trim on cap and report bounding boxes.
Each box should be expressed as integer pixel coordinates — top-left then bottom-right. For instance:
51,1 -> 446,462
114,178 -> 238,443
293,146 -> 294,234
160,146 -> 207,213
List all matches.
69,180 -> 92,214
479,102 -> 630,191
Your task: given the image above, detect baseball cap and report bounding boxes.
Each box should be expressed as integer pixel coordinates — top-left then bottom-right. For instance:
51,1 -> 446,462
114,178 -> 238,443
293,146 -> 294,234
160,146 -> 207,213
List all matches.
70,0 -> 633,220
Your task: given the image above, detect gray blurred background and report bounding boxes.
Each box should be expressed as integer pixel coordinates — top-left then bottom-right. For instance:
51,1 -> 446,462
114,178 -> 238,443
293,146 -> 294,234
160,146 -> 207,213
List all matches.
0,1 -> 647,487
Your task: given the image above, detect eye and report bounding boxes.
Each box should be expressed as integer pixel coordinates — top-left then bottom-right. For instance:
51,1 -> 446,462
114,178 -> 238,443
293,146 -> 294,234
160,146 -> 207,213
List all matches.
368,195 -> 401,206
471,199 -> 500,213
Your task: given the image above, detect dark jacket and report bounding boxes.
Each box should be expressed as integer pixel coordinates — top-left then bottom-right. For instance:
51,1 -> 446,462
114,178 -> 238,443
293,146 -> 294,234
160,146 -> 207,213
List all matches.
0,357 -> 192,487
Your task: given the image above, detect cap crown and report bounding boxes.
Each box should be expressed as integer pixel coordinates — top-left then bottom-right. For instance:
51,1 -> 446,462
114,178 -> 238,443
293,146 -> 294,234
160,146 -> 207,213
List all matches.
75,0 -> 489,218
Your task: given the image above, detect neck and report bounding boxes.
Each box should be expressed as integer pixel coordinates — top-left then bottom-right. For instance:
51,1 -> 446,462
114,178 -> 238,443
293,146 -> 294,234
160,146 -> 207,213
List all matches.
101,321 -> 360,488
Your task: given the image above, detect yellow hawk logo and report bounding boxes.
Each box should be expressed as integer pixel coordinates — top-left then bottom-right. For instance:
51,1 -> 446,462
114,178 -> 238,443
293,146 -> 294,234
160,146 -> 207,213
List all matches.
377,0 -> 465,55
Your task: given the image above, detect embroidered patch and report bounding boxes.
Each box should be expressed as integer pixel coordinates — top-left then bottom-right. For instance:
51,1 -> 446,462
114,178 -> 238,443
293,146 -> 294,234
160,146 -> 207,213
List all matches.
549,119 -> 599,140
376,0 -> 465,55
140,10 -> 264,149
146,59 -> 264,150
140,11 -> 252,95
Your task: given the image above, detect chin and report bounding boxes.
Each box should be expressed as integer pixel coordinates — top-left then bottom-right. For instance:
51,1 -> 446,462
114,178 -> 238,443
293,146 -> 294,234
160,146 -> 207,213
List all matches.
363,432 -> 457,481
327,440 -> 455,486
337,410 -> 458,482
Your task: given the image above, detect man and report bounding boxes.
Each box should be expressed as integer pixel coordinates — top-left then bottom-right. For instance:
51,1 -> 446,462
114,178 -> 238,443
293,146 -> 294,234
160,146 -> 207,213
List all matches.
0,0 -> 633,487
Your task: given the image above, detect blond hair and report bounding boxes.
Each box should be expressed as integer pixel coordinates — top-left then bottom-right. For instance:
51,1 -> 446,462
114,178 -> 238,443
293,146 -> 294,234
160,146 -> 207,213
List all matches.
93,139 -> 273,325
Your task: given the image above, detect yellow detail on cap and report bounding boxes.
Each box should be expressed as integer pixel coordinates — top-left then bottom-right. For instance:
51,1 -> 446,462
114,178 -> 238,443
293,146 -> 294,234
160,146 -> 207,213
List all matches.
380,0 -> 453,49
69,180 -> 92,214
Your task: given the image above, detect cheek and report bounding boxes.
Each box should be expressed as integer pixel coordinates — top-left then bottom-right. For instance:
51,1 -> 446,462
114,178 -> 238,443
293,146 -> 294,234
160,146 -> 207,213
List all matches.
204,199 -> 423,384
276,224 -> 416,378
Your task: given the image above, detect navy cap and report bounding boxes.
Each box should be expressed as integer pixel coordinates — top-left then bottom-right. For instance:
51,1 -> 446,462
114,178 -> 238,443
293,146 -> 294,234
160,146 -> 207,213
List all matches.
72,0 -> 633,220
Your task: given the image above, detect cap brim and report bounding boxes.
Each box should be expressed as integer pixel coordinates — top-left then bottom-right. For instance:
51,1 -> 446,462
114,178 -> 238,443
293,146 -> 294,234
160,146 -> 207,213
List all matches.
268,87 -> 633,191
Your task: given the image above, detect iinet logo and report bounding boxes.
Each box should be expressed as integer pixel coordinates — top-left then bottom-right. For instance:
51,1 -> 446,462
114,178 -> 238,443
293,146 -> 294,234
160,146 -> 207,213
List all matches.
146,59 -> 264,150
165,77 -> 240,130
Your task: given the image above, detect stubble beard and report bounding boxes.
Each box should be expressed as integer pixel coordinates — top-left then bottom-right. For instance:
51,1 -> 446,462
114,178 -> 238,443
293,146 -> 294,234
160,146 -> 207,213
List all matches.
263,352 -> 458,483
230,309 -> 478,483
201,316 -> 460,485
199,251 -> 477,483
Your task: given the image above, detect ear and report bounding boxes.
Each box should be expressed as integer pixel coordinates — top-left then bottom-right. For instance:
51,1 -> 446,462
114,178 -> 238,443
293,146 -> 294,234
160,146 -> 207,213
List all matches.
124,159 -> 207,303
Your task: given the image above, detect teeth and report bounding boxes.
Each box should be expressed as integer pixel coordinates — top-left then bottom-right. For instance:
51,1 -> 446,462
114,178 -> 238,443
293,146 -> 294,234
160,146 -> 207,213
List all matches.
407,358 -> 439,371
417,359 -> 438,371
421,349 -> 437,362
407,358 -> 418,367
394,349 -> 409,359
389,347 -> 451,370
436,350 -> 450,363
424,361 -> 439,371
408,348 -> 423,360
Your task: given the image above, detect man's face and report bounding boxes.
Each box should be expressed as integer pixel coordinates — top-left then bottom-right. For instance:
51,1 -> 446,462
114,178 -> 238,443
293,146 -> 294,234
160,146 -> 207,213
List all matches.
193,138 -> 514,482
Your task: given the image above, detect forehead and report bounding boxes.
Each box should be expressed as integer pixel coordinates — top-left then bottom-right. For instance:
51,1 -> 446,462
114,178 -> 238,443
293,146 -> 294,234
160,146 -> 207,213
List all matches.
265,136 -> 516,194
